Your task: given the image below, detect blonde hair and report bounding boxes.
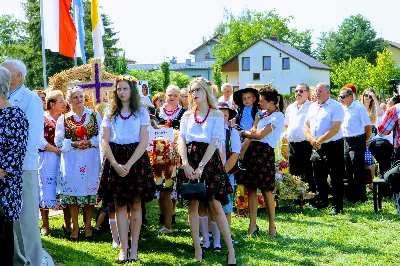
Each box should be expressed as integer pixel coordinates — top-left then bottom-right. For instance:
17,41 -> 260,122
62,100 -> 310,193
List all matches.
46,90 -> 64,110
188,78 -> 218,111
211,84 -> 218,95
166,84 -> 180,95
179,87 -> 188,106
152,92 -> 166,106
361,88 -> 377,124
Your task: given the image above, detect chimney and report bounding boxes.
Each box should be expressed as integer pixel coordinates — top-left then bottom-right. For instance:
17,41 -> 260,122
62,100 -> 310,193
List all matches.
169,57 -> 177,64
186,59 -> 191,65
270,33 -> 278,41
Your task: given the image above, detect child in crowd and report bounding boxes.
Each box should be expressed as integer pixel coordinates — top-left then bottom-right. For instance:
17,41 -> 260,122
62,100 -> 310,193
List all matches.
232,87 -> 260,170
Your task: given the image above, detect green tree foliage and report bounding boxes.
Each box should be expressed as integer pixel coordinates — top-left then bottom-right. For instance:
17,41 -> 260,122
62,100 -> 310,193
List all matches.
160,62 -> 170,90
130,69 -> 190,95
213,8 -> 313,63
369,48 -> 397,96
316,14 -> 386,66
212,61 -> 222,89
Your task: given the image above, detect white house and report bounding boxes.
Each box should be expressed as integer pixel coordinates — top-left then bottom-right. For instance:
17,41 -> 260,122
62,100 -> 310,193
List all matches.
189,35 -> 220,62
388,41 -> 400,67
221,36 -> 332,94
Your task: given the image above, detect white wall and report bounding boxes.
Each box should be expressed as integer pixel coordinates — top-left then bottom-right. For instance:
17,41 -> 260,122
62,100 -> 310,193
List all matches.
224,71 -> 239,88
309,69 -> 330,87
178,69 -> 213,82
238,41 -> 317,94
193,45 -> 216,62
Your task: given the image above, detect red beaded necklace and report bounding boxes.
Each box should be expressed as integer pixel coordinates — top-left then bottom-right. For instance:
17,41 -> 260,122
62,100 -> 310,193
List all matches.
70,113 -> 87,126
163,106 -> 180,117
119,112 -> 133,120
194,106 -> 211,124
260,107 -> 277,120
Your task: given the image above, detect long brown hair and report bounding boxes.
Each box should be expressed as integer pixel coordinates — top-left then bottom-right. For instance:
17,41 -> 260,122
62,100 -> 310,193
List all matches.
361,88 -> 376,124
108,79 -> 142,120
259,85 -> 284,112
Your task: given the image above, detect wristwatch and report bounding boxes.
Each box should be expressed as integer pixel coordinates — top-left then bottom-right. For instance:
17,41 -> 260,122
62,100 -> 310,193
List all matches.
198,162 -> 204,168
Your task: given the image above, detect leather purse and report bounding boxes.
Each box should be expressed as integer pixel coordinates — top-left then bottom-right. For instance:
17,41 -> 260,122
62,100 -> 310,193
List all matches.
179,167 -> 207,201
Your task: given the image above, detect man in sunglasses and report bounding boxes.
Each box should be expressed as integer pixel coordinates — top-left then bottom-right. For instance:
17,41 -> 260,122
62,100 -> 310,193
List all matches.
304,83 -> 345,215
339,88 -> 372,203
284,83 -> 315,194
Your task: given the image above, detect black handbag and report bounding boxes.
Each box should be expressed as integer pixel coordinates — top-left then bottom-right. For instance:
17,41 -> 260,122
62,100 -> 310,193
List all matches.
181,180 -> 206,201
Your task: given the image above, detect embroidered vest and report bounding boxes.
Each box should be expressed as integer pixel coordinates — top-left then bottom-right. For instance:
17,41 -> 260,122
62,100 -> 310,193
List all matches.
156,108 -> 186,130
39,116 -> 57,152
64,111 -> 99,141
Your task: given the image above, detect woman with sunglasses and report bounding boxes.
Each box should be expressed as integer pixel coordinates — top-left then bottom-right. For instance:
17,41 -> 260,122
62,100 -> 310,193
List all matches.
361,88 -> 383,188
178,77 -> 236,264
153,84 -> 186,234
152,92 -> 166,109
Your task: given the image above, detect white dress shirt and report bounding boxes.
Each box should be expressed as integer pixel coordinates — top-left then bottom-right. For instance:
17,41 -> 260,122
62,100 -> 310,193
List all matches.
306,98 -> 344,143
341,101 -> 371,137
8,84 -> 44,170
257,111 -> 285,148
218,95 -> 233,108
101,107 -> 150,144
284,100 -> 311,142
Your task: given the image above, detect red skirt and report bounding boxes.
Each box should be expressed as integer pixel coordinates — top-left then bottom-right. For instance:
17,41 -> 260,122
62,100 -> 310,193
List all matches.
236,141 -> 276,192
97,142 -> 156,206
177,141 -> 233,204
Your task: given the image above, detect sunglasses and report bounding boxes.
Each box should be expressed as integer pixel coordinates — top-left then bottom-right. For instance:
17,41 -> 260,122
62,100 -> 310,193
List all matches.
339,94 -> 351,99
157,98 -> 165,102
363,94 -> 373,100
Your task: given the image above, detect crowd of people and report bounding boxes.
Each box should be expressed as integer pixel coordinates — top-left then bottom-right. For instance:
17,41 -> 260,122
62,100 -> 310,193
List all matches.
0,58 -> 400,266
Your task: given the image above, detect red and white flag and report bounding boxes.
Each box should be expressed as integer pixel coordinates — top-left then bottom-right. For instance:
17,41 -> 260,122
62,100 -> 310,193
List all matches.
41,0 -> 77,58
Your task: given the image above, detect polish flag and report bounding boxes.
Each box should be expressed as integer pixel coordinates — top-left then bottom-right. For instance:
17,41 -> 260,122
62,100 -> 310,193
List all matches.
42,0 -> 77,59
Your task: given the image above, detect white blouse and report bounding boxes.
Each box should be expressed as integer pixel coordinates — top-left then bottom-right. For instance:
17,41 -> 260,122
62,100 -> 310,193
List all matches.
55,107 -> 102,152
256,111 -> 285,148
158,104 -> 183,121
179,116 -> 225,150
101,107 -> 150,144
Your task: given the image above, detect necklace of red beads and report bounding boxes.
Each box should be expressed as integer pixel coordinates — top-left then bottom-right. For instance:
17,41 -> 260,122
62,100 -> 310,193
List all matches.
119,112 -> 133,120
194,106 -> 211,124
163,106 -> 180,117
71,113 -> 87,126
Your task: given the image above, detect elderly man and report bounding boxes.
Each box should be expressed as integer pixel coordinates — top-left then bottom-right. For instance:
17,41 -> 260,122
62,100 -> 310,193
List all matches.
1,60 -> 44,266
218,83 -> 233,108
284,83 -> 315,192
304,83 -> 345,215
339,87 -> 372,203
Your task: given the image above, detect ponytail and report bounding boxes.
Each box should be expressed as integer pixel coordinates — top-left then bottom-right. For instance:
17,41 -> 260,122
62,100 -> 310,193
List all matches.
277,94 -> 284,112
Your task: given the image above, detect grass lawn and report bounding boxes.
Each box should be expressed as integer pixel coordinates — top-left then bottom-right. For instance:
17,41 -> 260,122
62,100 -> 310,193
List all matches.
41,196 -> 400,266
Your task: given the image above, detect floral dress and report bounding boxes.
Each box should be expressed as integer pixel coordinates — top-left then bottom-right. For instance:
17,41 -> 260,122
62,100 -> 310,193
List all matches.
55,107 -> 102,205
0,106 -> 28,221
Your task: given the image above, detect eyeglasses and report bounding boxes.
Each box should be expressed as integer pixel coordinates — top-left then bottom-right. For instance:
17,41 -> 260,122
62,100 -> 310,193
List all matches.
157,98 -> 165,102
40,97 -> 46,101
295,89 -> 306,93
363,94 -> 373,100
189,88 -> 202,94
339,94 -> 351,99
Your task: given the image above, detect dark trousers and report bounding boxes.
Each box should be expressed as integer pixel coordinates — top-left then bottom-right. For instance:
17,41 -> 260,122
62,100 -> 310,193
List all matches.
344,134 -> 367,202
391,149 -> 400,214
288,141 -> 315,192
0,220 -> 14,266
312,139 -> 345,210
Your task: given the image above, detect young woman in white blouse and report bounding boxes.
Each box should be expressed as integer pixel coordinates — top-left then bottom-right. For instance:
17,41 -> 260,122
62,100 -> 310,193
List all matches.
178,77 -> 236,265
97,76 -> 156,263
236,86 -> 285,238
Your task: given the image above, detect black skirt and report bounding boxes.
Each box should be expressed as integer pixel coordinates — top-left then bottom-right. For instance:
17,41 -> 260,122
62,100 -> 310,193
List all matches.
177,141 -> 232,204
236,141 -> 276,192
98,142 -> 156,206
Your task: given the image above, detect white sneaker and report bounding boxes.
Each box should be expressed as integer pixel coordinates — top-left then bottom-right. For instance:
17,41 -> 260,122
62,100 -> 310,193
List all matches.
112,241 -> 119,249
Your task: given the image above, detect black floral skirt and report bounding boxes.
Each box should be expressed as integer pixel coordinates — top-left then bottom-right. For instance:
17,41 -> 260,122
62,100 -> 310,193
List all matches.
236,141 -> 276,192
177,141 -> 233,205
97,142 -> 156,206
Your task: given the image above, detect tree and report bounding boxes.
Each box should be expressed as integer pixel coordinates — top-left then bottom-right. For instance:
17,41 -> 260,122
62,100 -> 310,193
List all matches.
213,8 -> 313,63
170,71 -> 191,89
212,61 -> 222,89
160,62 -> 170,90
315,14 -> 386,66
369,48 -> 397,96
330,57 -> 372,95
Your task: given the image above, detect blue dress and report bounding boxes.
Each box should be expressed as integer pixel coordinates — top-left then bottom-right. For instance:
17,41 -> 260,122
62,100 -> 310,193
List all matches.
0,106 -> 29,221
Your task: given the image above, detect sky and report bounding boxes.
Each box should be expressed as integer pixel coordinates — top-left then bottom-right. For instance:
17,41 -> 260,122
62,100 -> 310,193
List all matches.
0,0 -> 399,64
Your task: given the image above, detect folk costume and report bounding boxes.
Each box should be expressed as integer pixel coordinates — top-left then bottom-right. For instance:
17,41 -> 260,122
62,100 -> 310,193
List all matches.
38,113 -> 61,209
156,104 -> 186,130
55,107 -> 102,205
97,107 -> 156,206
178,109 -> 233,204
232,87 -> 259,131
236,109 -> 285,192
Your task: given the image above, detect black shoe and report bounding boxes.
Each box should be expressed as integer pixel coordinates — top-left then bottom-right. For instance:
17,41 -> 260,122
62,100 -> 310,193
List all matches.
243,225 -> 259,238
115,259 -> 128,264
62,225 -> 72,235
172,214 -> 176,225
237,159 -> 246,171
128,258 -> 139,263
70,236 -> 79,242
329,208 -> 343,215
213,246 -> 222,252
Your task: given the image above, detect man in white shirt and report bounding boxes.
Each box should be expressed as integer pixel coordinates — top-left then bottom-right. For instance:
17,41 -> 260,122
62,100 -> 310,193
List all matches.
1,60 -> 44,266
218,83 -> 233,108
340,87 -> 372,203
304,83 -> 345,215
284,83 -> 315,192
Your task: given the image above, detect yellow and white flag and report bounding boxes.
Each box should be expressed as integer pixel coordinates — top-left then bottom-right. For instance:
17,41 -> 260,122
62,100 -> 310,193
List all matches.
91,0 -> 105,61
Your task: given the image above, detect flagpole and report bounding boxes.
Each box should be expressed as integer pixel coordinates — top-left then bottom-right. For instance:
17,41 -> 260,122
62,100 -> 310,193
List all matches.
39,0 -> 47,89
72,1 -> 78,66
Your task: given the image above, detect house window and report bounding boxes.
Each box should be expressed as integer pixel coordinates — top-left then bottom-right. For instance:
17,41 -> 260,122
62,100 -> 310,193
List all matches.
242,57 -> 250,71
205,52 -> 210,60
263,56 -> 271,70
282,58 -> 290,70
253,73 -> 260,80
290,86 -> 297,94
